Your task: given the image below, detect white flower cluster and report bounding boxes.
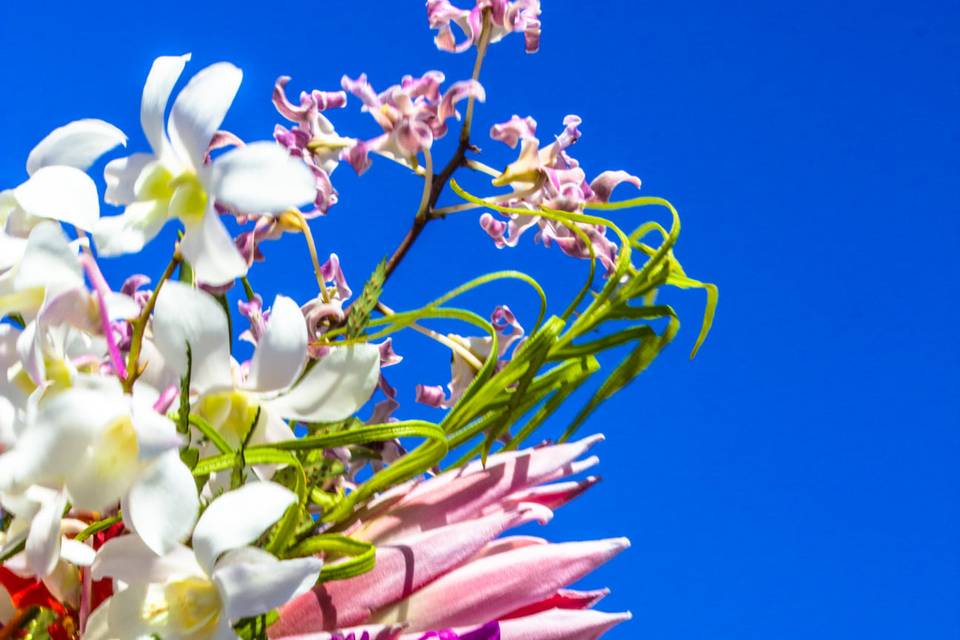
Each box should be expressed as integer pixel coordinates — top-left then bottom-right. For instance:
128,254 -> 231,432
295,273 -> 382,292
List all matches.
0,54 -> 383,638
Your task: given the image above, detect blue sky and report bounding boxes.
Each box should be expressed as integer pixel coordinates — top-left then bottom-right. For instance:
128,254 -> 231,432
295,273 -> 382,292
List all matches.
1,1 -> 958,638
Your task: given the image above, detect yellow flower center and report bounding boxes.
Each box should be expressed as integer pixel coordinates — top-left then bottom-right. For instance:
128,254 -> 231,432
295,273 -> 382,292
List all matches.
164,577 -> 223,640
196,391 -> 260,448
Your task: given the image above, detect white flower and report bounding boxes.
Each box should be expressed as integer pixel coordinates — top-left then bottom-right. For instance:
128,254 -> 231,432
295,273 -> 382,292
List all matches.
0,486 -> 95,585
0,119 -> 125,239
94,54 -> 315,286
0,379 -> 198,557
150,281 -> 381,453
87,482 -> 322,640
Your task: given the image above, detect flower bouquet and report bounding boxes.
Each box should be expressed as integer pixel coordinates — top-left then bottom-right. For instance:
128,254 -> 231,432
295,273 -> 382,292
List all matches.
0,2 -> 716,639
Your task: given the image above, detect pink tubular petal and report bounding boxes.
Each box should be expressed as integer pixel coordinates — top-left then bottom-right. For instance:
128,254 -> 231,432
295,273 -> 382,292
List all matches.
495,609 -> 631,640
272,506 -> 551,636
371,538 -> 629,631
490,116 -> 537,149
500,589 -> 610,620
438,80 -> 486,122
352,435 -> 603,545
497,476 -> 600,513
587,171 -> 641,203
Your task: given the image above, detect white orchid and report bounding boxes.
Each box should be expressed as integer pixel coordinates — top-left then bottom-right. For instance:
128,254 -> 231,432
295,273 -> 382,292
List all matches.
93,54 -> 316,286
0,379 -> 198,557
150,281 -> 381,454
87,482 -> 322,640
0,119 -> 125,240
0,486 -> 95,587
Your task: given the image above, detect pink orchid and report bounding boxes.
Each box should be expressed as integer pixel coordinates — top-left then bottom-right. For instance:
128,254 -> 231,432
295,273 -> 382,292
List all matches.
426,1 -> 542,54
416,305 -> 524,409
480,115 -> 641,273
340,72 -> 485,173
273,76 -> 353,216
270,435 -> 629,640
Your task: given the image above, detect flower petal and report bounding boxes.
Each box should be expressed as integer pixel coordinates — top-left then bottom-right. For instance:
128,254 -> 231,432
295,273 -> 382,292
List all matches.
141,54 -> 191,160
14,222 -> 83,294
92,535 -> 203,583
59,537 -> 96,567
26,119 -> 127,176
208,141 -> 316,214
92,199 -> 169,256
13,166 -> 100,230
168,62 -> 242,171
152,279 -> 233,394
265,344 -> 380,423
212,546 -> 321,620
103,153 -> 154,205
245,295 -> 307,393
494,609 -> 631,640
179,208 -> 248,286
124,450 -> 199,556
25,489 -> 67,577
372,538 -> 630,631
274,506 -> 550,635
191,482 -> 296,574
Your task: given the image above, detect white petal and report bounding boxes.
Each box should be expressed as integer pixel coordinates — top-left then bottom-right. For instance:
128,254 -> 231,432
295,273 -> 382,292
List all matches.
2,389 -> 117,492
168,62 -> 242,171
141,54 -> 191,160
14,221 -> 83,294
104,292 -> 140,320
212,547 -> 321,620
179,207 -> 247,286
60,537 -> 95,567
0,232 -> 27,273
152,280 -> 232,394
130,401 -> 182,459
265,344 -> 381,423
191,482 -> 296,574
92,535 -> 202,583
125,450 -> 199,555
13,166 -> 100,230
208,142 -> 315,213
25,488 -> 66,577
103,152 -> 153,205
26,119 -> 126,176
245,295 -> 306,393
92,199 -> 169,256
79,593 -> 111,639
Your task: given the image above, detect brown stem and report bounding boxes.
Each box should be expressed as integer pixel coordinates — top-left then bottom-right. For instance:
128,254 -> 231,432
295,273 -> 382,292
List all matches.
381,10 -> 494,283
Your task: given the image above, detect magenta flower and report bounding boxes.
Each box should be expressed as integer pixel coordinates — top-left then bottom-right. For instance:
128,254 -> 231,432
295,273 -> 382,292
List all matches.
426,0 -> 542,54
340,72 -> 485,173
269,436 -> 629,640
480,115 -> 641,273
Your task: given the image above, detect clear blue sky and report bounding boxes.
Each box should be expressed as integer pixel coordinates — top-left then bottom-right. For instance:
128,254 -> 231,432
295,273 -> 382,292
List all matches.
2,1 -> 958,638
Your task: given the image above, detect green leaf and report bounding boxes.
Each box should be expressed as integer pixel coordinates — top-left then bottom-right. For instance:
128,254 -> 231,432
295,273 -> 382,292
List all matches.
346,258 -> 386,339
286,534 -> 376,582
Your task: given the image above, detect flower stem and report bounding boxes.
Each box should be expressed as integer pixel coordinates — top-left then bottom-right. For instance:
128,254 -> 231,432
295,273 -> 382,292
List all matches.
379,10 -> 494,284
122,251 -> 181,394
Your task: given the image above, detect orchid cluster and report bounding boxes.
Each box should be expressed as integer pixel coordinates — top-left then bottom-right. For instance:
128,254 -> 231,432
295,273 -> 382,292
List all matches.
0,3 -> 716,640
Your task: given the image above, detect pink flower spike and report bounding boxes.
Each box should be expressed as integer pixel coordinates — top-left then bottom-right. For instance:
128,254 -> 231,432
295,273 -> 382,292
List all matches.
272,506 -> 550,636
492,609 -> 631,640
371,538 -> 630,631
352,434 -> 603,545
